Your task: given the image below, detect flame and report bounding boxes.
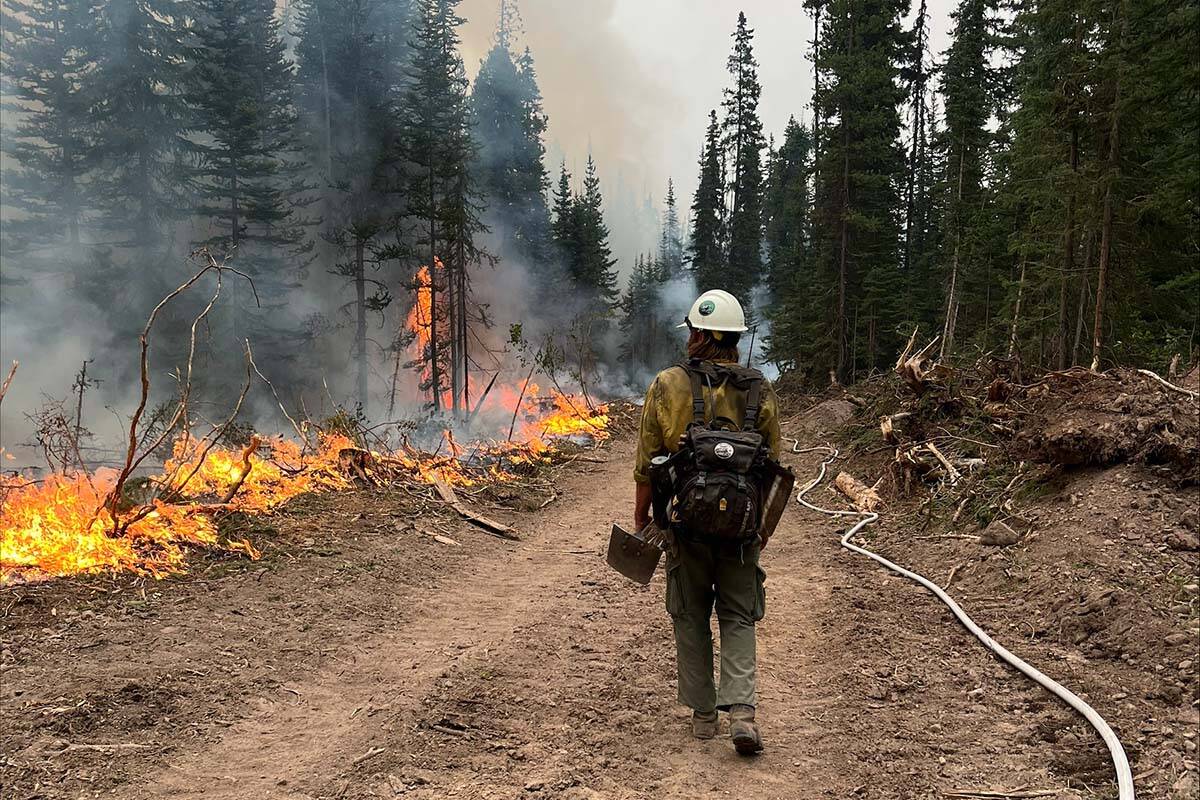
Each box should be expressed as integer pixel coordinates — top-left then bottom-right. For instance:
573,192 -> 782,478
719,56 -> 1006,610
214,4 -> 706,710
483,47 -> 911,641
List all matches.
0,388 -> 608,584
1,254 -> 611,584
0,471 -> 222,581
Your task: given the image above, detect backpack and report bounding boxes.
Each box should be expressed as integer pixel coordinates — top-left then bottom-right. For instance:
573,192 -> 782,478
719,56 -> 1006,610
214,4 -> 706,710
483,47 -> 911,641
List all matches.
667,359 -> 770,541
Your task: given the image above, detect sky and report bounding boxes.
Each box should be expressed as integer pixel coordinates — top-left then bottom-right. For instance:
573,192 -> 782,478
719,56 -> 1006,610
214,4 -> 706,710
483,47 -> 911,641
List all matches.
457,0 -> 955,268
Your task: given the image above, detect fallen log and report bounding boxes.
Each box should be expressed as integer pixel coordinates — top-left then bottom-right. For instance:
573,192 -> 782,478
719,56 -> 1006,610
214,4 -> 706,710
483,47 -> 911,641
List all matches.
433,480 -> 520,540
833,471 -> 882,513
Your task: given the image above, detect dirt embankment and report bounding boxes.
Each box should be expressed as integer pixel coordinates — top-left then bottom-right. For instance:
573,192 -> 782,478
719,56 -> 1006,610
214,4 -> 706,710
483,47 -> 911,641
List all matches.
804,365 -> 1200,798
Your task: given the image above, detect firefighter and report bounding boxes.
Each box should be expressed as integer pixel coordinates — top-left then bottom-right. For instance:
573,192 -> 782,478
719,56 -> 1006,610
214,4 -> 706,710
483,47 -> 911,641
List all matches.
633,289 -> 781,754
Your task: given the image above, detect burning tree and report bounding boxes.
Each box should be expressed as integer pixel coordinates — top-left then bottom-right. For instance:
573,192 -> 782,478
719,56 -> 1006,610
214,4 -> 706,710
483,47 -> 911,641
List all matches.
389,0 -> 490,419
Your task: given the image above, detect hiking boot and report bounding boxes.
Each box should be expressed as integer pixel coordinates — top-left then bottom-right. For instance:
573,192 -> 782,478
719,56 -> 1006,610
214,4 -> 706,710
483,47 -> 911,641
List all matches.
728,704 -> 762,754
691,709 -> 719,740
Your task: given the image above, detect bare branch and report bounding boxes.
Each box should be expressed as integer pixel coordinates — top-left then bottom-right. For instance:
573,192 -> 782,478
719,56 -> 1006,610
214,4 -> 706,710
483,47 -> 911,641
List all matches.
0,360 -> 17,406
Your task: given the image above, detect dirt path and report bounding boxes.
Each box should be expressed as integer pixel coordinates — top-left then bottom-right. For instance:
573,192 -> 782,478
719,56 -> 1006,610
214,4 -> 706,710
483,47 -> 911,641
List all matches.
4,431 -> 1131,799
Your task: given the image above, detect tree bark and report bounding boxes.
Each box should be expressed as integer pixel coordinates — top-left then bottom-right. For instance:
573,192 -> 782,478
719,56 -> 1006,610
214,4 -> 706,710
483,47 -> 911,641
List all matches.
354,239 -> 367,413
940,138 -> 966,359
1091,1 -> 1126,372
1008,253 -> 1027,358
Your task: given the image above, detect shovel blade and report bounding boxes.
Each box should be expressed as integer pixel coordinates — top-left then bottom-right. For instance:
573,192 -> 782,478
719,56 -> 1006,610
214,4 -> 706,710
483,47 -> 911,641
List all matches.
606,524 -> 663,585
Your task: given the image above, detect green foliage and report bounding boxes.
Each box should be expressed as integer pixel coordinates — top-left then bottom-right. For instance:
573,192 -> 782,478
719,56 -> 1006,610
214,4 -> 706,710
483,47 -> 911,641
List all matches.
721,12 -> 765,297
688,109 -> 726,290
551,156 -> 618,313
472,32 -> 553,274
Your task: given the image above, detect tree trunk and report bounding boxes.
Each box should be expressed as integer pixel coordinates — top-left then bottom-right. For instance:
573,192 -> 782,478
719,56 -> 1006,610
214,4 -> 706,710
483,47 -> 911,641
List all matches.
1091,2 -> 1126,372
315,1 -> 333,180
835,13 -> 853,385
1058,110 -> 1080,369
230,167 -> 240,247
1008,253 -> 1027,358
428,167 -> 441,414
940,139 -> 966,359
354,239 -> 367,413
1072,233 -> 1094,365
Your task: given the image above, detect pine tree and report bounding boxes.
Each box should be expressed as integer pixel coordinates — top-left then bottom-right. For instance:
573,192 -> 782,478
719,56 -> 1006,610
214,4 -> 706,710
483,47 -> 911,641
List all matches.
720,12 -> 765,299
763,118 -> 818,370
293,0 -> 410,412
1,0 -> 101,257
186,0 -> 315,382
90,0 -> 192,252
619,253 -> 663,374
688,109 -> 725,291
471,5 -> 552,275
574,155 -> 619,311
936,0 -> 1001,358
656,178 -> 685,281
393,0 -> 485,416
811,0 -> 911,383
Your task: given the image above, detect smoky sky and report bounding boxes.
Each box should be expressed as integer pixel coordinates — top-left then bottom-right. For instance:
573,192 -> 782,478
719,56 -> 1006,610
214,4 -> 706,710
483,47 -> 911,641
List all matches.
458,0 -> 954,270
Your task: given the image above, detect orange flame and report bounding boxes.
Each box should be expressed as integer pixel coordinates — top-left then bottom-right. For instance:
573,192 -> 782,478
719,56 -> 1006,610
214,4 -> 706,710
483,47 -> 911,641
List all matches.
2,268 -> 612,585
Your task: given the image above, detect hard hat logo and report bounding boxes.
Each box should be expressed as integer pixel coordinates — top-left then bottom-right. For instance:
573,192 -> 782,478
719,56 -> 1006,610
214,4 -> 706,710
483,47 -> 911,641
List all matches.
698,300 -> 716,316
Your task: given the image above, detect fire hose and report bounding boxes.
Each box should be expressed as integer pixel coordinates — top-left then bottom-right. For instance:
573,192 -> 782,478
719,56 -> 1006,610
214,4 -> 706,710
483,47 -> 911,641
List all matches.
787,440 -> 1135,800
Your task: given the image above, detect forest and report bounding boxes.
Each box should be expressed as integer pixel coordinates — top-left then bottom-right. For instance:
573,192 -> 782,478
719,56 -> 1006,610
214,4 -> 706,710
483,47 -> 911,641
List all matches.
2,0 -> 1197,435
1,3 -> 1198,798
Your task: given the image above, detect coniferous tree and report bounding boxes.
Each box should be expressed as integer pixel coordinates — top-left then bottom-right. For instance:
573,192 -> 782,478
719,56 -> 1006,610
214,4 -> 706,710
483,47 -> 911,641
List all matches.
574,155 -> 619,311
394,0 -> 485,416
1,0 -> 100,258
471,3 -> 552,276
656,178 -> 685,281
294,0 -> 411,412
619,253 -> 663,374
90,0 -> 192,253
186,0 -> 315,383
551,156 -> 618,313
811,0 -> 910,383
720,12 -> 765,299
688,110 -> 725,291
901,0 -> 939,329
935,0 -> 1000,358
763,117 -> 817,370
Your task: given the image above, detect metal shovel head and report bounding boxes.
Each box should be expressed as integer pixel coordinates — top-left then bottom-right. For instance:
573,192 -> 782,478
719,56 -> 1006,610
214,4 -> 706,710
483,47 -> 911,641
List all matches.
606,524 -> 663,585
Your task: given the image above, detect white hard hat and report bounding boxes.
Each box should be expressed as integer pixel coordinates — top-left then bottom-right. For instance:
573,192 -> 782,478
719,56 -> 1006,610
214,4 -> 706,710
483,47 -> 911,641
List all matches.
678,289 -> 748,333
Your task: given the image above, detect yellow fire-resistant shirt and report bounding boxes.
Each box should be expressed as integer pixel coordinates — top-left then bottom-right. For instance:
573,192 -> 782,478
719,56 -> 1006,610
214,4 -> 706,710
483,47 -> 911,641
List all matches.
634,360 -> 782,484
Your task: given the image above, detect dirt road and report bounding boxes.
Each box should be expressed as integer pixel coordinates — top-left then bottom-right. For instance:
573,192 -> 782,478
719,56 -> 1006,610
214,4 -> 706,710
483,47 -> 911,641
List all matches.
3,432 -> 1134,799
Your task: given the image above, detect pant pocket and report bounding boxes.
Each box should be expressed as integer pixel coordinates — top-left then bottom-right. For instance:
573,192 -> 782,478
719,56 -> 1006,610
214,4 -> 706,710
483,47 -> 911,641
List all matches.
665,559 -> 685,617
752,565 -> 767,622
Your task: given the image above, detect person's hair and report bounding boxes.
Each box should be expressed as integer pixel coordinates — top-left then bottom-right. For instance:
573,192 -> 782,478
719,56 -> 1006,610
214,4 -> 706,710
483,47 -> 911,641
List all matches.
687,329 -> 741,362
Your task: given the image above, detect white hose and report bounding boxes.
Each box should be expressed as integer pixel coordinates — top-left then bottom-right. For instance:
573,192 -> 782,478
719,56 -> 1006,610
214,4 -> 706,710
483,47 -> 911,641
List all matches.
788,440 -> 1134,800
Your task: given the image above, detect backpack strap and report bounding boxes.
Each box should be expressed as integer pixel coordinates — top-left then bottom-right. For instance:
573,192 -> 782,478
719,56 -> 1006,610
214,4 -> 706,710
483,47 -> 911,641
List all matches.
742,376 -> 763,432
678,361 -> 707,424
678,359 -> 765,430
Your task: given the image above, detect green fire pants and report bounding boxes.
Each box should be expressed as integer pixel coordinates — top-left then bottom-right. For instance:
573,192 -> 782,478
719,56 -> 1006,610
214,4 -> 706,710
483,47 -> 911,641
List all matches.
664,535 -> 766,713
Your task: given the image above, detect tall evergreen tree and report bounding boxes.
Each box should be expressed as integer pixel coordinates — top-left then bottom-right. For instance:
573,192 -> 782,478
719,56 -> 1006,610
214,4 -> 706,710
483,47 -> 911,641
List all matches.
688,109 -> 726,290
574,155 -> 619,310
720,12 -> 765,298
90,0 -> 192,253
763,118 -> 818,370
186,0 -> 315,382
1,0 -> 100,258
394,0 -> 485,416
936,0 -> 1000,357
656,178 -> 685,281
811,0 -> 911,383
294,0 -> 411,412
471,4 -> 552,274
619,253 -> 665,374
